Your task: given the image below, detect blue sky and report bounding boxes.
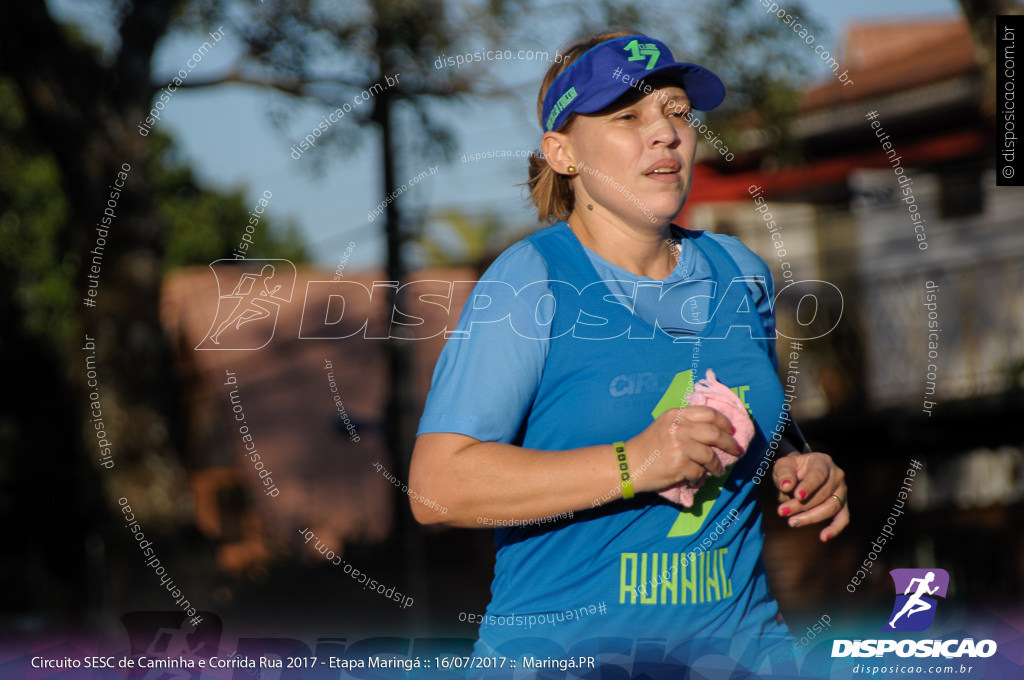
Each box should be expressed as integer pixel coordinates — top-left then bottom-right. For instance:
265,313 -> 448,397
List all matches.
52,0 -> 961,270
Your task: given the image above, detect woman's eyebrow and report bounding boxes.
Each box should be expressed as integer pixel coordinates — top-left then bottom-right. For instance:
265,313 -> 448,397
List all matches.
648,90 -> 689,105
662,98 -> 691,111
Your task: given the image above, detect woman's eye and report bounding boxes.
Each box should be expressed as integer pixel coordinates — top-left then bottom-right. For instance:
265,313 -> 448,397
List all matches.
669,109 -> 691,119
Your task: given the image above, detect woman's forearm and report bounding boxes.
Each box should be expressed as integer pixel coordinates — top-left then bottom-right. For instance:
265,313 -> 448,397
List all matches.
409,432 -> 630,527
411,407 -> 736,527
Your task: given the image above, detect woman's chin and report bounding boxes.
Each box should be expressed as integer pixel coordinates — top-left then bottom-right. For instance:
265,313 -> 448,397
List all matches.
643,199 -> 687,224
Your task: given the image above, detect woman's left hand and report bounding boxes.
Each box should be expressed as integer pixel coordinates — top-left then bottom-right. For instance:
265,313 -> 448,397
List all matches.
773,452 -> 849,542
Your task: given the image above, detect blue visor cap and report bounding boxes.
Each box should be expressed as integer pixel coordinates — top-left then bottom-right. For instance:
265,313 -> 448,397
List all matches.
541,35 -> 725,132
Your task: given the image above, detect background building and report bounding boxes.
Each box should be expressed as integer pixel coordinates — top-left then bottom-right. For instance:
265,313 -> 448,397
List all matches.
680,18 -> 1024,612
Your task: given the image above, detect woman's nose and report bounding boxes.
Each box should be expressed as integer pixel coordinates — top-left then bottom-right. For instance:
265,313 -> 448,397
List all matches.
642,117 -> 678,146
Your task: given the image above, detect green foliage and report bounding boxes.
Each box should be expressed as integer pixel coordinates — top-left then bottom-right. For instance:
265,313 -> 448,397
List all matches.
0,77 -> 74,350
0,78 -> 307,358
413,210 -> 506,267
151,133 -> 309,269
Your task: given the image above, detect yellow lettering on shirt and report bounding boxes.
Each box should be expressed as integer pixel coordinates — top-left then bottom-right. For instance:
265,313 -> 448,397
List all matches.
620,548 -> 733,606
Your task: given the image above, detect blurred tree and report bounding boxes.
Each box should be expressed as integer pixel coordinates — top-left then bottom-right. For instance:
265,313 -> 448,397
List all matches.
412,210 -> 507,268
0,0 -> 827,622
682,0 -> 825,167
0,74 -> 94,620
152,133 -> 309,268
0,66 -> 304,618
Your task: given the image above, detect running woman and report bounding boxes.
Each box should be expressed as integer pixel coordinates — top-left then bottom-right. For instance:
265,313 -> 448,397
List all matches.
410,31 -> 850,677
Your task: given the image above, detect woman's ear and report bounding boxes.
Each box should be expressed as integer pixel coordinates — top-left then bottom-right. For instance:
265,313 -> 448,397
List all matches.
541,131 -> 577,175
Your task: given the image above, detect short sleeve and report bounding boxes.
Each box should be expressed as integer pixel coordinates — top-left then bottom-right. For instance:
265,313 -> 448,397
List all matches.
417,241 -> 553,443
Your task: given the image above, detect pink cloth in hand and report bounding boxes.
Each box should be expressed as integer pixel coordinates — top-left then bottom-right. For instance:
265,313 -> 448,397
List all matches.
658,369 -> 755,507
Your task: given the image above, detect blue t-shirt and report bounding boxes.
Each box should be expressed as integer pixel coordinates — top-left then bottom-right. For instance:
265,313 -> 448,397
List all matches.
418,222 -> 795,677
418,224 -> 778,442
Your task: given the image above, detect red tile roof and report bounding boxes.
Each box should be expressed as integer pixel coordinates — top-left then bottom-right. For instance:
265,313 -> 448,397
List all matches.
802,17 -> 979,110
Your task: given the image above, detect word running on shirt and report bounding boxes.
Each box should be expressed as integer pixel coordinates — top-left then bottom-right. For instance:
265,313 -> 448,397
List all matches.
620,547 -> 733,606
297,277 -> 842,342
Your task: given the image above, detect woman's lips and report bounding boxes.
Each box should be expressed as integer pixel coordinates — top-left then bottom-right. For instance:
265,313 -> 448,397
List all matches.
643,159 -> 682,182
644,170 -> 681,183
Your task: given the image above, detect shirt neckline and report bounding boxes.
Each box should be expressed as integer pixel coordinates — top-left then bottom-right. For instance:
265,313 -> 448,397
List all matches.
577,224 -> 696,282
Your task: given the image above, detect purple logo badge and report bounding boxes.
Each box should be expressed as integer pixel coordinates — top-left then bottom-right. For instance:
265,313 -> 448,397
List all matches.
883,568 -> 950,632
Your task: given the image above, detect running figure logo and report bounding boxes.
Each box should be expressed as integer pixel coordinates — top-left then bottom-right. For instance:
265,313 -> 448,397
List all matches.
883,568 -> 950,632
196,259 -> 296,350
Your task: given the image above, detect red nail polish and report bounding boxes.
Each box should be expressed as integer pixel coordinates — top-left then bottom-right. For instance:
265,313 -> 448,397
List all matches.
823,534 -> 830,542
780,507 -> 791,517
798,490 -> 807,500
782,479 -> 793,488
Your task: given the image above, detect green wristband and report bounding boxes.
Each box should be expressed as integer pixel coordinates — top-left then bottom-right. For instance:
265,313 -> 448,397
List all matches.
614,442 -> 634,499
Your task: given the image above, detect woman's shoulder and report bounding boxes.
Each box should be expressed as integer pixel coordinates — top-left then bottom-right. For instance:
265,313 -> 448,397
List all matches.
691,229 -> 771,279
478,230 -> 553,287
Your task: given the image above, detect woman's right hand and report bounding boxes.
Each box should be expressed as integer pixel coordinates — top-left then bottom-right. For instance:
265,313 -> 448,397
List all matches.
624,406 -> 740,493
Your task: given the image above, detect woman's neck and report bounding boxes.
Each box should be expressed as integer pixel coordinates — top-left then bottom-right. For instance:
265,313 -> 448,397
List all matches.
567,209 -> 677,279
